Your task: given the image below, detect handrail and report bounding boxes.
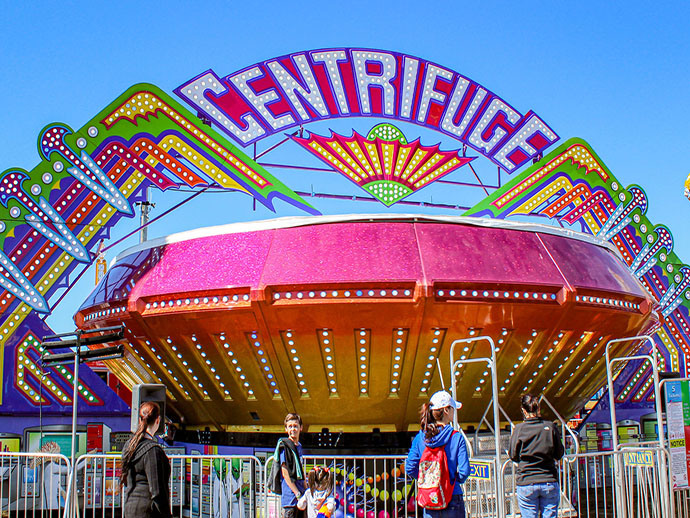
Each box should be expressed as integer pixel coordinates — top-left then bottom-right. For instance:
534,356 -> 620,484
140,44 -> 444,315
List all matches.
498,403 -> 514,433
473,399 -> 494,447
449,335 -> 505,518
605,334 -> 672,518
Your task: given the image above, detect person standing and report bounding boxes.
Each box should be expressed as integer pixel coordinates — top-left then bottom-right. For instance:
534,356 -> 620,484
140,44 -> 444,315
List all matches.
406,390 -> 470,518
509,394 -> 565,518
278,413 -> 306,518
120,401 -> 171,518
31,441 -> 92,510
297,466 -> 337,518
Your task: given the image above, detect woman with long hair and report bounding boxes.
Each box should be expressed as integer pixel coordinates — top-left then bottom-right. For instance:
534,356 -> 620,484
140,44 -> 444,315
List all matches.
406,390 -> 470,518
508,394 -> 564,518
120,401 -> 171,518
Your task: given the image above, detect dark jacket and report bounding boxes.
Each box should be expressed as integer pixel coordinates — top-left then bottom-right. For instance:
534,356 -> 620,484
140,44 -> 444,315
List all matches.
406,424 -> 470,496
279,438 -> 305,508
509,417 -> 565,485
123,436 -> 172,518
278,438 -> 303,483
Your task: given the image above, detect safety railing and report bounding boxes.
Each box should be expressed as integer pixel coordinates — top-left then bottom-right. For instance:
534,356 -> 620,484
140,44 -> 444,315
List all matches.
297,454 -> 503,518
501,447 -> 674,518
0,450 -> 71,517
605,336 -> 672,517
449,335 -> 505,518
7,445 -> 688,518
72,453 -> 262,518
299,455 -> 412,518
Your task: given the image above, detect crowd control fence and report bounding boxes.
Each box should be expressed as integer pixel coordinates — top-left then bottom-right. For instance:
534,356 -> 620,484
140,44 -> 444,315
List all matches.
298,454 -> 501,518
3,445 -> 690,518
0,452 -> 264,518
0,450 -> 71,517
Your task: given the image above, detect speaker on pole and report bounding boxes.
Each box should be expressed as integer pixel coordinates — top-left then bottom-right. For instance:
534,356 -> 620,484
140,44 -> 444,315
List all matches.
131,384 -> 166,434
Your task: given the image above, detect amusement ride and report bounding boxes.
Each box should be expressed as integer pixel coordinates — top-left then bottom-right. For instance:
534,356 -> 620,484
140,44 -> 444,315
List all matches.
0,48 -> 688,453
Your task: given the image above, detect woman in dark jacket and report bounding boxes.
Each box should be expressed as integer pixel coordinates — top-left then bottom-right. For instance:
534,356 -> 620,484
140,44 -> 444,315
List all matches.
509,394 -> 565,518
120,401 -> 171,518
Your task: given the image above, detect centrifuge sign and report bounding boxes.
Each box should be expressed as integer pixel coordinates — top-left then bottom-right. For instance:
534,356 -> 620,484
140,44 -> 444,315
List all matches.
176,48 -> 559,173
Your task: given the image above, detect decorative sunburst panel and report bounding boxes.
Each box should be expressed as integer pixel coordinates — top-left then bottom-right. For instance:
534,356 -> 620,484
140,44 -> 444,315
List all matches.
293,124 -> 475,206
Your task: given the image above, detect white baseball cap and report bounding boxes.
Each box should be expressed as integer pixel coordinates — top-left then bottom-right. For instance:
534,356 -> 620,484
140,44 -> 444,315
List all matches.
429,390 -> 462,410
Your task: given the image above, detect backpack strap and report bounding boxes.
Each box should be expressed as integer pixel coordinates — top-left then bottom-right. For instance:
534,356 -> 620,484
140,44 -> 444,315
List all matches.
313,491 -> 332,512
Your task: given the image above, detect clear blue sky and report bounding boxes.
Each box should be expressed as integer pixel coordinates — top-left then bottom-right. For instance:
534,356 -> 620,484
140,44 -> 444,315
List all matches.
1,1 -> 689,332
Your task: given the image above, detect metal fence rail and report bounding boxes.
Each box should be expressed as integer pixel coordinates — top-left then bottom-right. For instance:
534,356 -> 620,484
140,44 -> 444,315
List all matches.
502,448 -> 673,518
5,444 -> 690,518
301,455 -> 412,518
300,454 -> 504,518
0,451 -> 72,517
73,453 -> 262,518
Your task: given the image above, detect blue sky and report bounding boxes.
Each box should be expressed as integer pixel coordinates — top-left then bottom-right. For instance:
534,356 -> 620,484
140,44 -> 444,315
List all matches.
1,1 -> 689,332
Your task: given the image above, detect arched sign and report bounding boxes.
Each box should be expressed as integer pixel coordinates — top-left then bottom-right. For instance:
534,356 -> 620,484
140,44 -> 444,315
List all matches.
176,48 -> 559,172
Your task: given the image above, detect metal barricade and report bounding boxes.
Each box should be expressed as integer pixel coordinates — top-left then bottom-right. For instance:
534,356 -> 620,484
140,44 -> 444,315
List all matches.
301,455 -> 412,518
76,453 -> 262,518
675,487 -> 690,518
617,448 -> 668,518
298,454 -> 501,518
464,457 -> 499,517
27,442 -> 678,518
263,454 -> 281,518
0,450 -> 72,517
502,447 -> 672,518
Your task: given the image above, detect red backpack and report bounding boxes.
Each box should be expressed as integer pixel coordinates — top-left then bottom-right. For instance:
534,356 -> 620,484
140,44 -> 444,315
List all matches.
416,432 -> 456,510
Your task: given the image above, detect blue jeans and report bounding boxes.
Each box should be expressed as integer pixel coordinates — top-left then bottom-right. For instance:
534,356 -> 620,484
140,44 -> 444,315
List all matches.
516,482 -> 560,518
422,494 -> 465,518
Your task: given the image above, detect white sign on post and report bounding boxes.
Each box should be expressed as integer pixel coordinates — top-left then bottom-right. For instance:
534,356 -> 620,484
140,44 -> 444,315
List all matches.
666,380 -> 689,489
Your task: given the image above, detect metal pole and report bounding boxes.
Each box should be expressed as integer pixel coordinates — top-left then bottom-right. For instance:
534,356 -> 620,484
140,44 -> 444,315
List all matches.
450,336 -> 504,518
605,335 -> 670,518
136,187 -> 155,243
140,188 -> 149,243
69,338 -> 80,518
605,340 -> 627,518
488,341 -> 504,518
